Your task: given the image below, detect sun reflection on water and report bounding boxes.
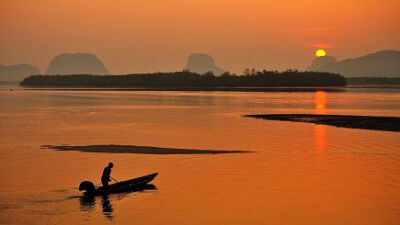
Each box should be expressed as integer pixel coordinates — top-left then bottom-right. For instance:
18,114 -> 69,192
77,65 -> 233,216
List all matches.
315,90 -> 327,114
314,90 -> 327,154
314,125 -> 326,154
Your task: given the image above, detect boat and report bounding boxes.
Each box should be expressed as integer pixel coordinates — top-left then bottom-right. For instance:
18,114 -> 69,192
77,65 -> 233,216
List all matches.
79,172 -> 158,196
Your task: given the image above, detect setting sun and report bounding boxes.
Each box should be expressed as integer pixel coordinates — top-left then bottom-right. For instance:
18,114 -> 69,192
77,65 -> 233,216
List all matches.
315,49 -> 327,57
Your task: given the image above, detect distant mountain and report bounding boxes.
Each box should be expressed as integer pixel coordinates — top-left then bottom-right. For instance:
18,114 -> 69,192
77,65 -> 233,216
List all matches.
46,53 -> 108,75
308,50 -> 400,77
307,56 -> 338,71
184,53 -> 225,75
0,64 -> 41,81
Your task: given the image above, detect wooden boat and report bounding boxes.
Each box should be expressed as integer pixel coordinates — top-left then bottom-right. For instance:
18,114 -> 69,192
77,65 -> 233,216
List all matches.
79,173 -> 158,196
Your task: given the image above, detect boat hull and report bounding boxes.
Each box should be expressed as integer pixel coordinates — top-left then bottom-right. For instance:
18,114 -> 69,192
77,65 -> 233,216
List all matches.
80,173 -> 158,196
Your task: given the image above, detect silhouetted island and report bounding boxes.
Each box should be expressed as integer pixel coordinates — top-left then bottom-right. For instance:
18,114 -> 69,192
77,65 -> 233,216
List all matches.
307,56 -> 338,71
42,144 -> 252,154
0,64 -> 41,82
184,53 -> 225,75
46,53 -> 108,75
20,70 -> 347,87
246,114 -> 400,132
307,50 -> 400,77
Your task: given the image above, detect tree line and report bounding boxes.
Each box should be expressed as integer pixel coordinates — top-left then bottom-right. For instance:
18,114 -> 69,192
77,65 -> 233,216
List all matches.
20,69 -> 347,87
346,77 -> 400,85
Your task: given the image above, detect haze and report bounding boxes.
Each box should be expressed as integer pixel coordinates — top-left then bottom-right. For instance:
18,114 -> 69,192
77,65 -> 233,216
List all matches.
1,0 -> 399,74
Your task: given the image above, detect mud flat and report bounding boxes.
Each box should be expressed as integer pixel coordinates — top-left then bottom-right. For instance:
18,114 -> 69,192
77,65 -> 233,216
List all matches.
43,144 -> 252,154
245,114 -> 400,132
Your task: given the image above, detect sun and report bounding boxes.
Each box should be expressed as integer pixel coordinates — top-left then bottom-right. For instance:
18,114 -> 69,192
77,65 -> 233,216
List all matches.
315,49 -> 327,57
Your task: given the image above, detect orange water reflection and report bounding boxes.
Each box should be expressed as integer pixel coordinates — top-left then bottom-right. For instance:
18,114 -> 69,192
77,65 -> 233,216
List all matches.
314,125 -> 326,154
314,91 -> 327,154
1,90 -> 400,225
315,90 -> 327,114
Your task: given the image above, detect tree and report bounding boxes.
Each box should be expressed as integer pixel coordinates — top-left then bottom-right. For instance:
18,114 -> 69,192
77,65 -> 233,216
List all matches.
243,68 -> 250,76
203,71 -> 215,77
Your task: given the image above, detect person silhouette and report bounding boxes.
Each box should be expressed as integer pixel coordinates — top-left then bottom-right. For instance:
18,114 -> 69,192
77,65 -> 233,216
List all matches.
101,162 -> 114,189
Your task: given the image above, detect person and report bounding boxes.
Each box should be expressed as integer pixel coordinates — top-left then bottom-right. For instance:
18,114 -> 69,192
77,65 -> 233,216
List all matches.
101,162 -> 114,189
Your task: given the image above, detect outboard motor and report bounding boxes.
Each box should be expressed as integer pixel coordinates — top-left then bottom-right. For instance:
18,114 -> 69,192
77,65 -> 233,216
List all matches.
79,181 -> 96,195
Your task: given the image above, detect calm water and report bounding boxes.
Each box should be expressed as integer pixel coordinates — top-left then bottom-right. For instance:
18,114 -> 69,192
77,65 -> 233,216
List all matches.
0,87 -> 400,225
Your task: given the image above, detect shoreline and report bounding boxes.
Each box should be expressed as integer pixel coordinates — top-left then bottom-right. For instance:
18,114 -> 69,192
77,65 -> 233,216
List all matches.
245,114 -> 400,132
20,86 -> 347,92
12,86 -> 400,93
42,144 -> 252,154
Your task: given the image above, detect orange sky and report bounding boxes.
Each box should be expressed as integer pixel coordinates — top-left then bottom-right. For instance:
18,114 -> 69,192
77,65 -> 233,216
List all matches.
0,0 -> 399,74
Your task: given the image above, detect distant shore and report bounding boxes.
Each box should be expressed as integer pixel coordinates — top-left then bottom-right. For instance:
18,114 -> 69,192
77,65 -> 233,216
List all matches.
347,77 -> 400,86
245,114 -> 400,132
22,86 -> 347,92
20,71 -> 347,87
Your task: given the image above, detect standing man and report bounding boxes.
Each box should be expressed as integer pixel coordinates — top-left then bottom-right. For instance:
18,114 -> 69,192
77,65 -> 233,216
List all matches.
101,162 -> 114,189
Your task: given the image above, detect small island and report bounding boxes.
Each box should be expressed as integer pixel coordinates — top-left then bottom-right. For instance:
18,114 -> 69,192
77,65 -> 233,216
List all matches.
245,114 -> 400,132
20,70 -> 347,88
42,144 -> 252,154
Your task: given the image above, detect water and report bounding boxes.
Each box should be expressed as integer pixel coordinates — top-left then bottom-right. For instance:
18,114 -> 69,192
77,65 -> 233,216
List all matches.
0,87 -> 400,225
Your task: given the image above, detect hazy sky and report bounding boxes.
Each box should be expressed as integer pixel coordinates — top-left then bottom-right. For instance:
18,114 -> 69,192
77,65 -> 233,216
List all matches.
1,0 -> 399,74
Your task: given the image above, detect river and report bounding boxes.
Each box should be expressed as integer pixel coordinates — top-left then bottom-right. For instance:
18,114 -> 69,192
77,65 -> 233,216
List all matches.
0,87 -> 399,225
